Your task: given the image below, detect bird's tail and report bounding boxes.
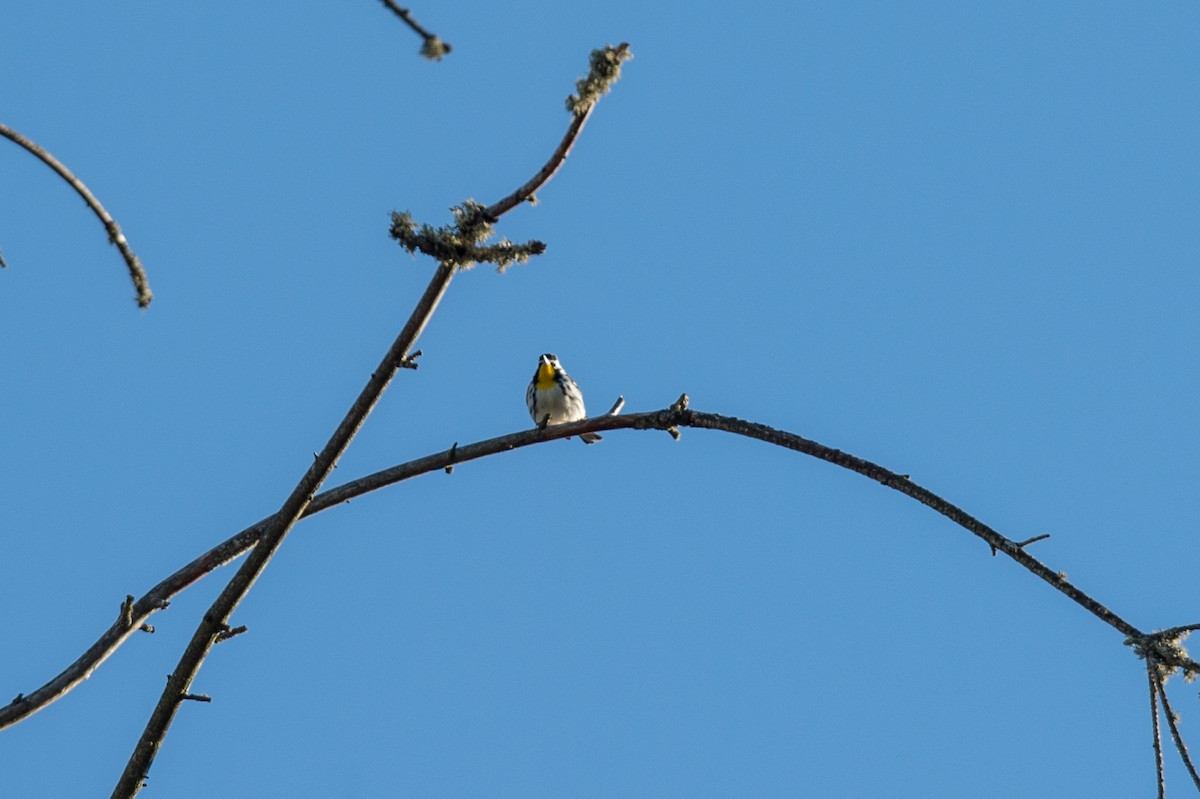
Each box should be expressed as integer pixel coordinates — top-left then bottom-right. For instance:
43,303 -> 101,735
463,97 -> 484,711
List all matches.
580,432 -> 603,445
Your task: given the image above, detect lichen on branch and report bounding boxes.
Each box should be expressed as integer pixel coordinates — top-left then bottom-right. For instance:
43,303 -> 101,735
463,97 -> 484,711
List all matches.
566,43 -> 632,114
389,200 -> 546,271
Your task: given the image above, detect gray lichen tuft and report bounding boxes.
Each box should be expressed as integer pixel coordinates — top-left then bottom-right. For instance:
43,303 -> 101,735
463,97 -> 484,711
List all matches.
566,43 -> 632,114
390,200 -> 545,271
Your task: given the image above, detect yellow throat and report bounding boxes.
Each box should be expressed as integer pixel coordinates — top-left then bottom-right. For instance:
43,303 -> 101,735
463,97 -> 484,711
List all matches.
535,361 -> 557,390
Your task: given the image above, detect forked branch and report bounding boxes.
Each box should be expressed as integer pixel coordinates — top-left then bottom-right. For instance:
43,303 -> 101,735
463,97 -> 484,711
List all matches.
109,43 -> 632,799
0,123 -> 153,308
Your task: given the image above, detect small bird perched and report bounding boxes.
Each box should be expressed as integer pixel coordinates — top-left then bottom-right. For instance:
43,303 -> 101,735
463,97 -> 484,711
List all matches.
526,353 -> 602,444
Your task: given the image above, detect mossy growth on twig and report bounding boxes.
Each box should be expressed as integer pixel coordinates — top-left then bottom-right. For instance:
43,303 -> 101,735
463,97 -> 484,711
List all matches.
566,43 -> 633,114
390,200 -> 546,271
1129,630 -> 1198,683
420,36 -> 451,61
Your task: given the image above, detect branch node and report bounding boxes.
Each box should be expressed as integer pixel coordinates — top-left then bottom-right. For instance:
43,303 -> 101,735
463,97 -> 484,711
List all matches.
605,395 -> 625,416
400,349 -> 423,370
139,624 -> 155,634
445,442 -> 458,474
1129,630 -> 1199,683
990,534 -> 1051,557
667,426 -> 681,441
119,595 -> 135,628
389,202 -> 545,271
215,625 -> 248,644
180,693 -> 211,704
670,393 -> 689,413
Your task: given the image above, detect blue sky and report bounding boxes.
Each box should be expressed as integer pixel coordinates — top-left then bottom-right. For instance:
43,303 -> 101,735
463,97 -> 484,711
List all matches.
3,3 -> 1200,796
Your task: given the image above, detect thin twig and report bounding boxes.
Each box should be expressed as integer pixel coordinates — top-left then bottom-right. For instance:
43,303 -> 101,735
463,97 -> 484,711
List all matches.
377,1 -> 451,59
0,123 -> 153,308
1157,677 -> 1200,790
1156,624 -> 1200,640
109,46 -> 626,798
13,404 -> 1196,736
483,108 -> 593,221
1149,658 -> 1165,799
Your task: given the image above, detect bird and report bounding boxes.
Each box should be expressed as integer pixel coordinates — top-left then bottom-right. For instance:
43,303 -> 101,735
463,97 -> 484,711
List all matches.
526,353 -> 602,444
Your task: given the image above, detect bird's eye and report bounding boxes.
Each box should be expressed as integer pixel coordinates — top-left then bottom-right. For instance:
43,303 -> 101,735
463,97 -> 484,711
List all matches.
545,353 -> 557,360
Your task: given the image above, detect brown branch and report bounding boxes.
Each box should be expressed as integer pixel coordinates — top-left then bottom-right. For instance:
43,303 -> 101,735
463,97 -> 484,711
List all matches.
483,108 -> 593,220
0,123 -> 153,308
109,45 -> 627,798
13,401 -> 1197,739
110,266 -> 451,799
377,1 -> 450,60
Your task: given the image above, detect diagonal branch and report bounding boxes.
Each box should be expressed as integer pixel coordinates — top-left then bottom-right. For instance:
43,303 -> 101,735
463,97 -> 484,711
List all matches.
486,43 -> 629,221
109,44 -> 630,799
0,123 -> 153,308
13,400 -> 1199,736
377,1 -> 451,60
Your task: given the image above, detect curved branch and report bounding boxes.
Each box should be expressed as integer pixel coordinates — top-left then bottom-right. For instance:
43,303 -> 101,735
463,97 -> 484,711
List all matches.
12,401 -> 1195,737
483,106 -> 594,220
0,123 -> 153,308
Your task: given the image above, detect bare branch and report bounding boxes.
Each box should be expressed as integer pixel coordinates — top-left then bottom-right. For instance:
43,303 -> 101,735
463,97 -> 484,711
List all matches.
0,123 -> 153,308
109,44 -> 630,798
179,693 -> 210,704
378,1 -> 451,60
214,625 -> 248,644
990,533 -> 1051,557
111,257 -> 456,796
14,404 -> 1199,739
